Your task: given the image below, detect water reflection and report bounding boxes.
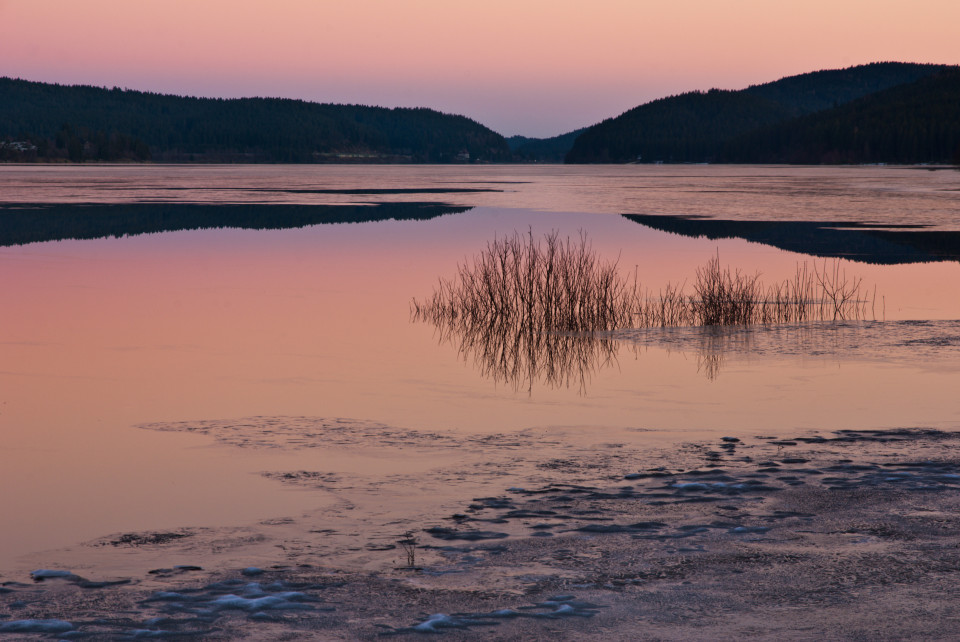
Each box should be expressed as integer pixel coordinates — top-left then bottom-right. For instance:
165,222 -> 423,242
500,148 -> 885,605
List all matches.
0,201 -> 470,247
410,230 -> 634,392
415,309 -> 959,388
414,306 -> 625,393
621,320 -> 960,381
413,230 -> 879,389
623,213 -> 960,264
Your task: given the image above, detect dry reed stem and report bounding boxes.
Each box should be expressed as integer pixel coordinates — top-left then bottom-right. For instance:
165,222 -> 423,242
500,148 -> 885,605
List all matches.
411,231 -> 876,389
412,231 -> 874,335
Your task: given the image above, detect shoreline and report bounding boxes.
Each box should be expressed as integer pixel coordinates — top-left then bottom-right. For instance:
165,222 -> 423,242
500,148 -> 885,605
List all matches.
5,426 -> 960,638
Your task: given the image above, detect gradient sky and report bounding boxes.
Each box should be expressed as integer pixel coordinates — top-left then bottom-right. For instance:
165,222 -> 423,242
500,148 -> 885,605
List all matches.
2,0 -> 958,137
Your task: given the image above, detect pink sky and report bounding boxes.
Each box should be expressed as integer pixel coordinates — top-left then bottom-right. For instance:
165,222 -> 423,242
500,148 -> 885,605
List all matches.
2,0 -> 958,137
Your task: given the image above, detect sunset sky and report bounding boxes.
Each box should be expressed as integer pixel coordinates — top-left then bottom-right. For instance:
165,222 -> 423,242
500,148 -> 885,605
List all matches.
2,0 -> 958,137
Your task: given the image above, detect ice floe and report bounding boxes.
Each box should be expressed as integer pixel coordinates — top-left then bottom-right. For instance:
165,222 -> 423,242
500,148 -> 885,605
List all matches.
0,619 -> 74,633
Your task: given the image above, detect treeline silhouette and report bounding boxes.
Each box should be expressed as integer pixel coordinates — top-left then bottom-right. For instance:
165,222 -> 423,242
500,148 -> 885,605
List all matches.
0,202 -> 469,246
0,78 -> 511,163
507,128 -> 587,163
566,62 -> 955,164
720,70 -> 960,164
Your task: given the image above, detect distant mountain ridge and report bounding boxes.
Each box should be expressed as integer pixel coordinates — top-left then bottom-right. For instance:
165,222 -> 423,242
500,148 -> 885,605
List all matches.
0,78 -> 511,163
565,62 -> 957,164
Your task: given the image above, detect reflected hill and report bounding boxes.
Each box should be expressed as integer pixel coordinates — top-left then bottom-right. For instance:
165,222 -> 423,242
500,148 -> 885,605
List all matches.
623,213 -> 960,265
0,201 -> 471,246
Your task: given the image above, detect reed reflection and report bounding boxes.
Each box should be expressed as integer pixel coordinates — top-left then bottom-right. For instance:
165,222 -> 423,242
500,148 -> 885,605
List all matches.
412,230 -> 634,392
631,318 -> 960,383
417,307 -> 624,393
413,231 -> 876,389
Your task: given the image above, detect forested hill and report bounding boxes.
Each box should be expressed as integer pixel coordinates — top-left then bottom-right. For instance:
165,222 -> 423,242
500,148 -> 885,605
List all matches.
507,128 -> 587,163
0,78 -> 511,163
565,62 -> 953,164
719,70 -> 960,164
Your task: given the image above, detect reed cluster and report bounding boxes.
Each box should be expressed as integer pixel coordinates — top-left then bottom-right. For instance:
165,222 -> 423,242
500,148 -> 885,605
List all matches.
410,230 -> 626,390
413,231 -> 873,335
636,253 -> 872,327
412,230 -> 638,333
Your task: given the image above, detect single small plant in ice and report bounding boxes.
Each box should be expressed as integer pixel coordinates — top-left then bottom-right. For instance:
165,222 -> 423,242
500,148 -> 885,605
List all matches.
398,531 -> 418,568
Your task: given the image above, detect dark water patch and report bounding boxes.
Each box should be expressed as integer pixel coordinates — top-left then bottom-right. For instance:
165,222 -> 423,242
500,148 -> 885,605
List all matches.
500,509 -> 563,519
425,527 -> 510,542
158,186 -> 497,195
0,201 -> 470,247
575,522 -> 666,534
261,470 -> 341,489
830,428 -> 960,443
29,569 -> 131,589
729,526 -> 771,535
0,619 -> 74,633
467,497 -> 516,510
149,566 -> 204,578
111,186 -> 501,195
623,213 -> 960,264
624,471 -> 672,480
101,531 -> 195,548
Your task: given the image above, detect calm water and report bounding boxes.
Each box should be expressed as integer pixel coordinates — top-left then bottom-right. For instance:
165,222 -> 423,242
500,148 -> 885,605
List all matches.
2,164 -> 959,574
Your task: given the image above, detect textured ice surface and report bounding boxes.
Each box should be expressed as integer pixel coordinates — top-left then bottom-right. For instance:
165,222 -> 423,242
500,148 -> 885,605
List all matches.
0,618 -> 73,633
389,595 -> 603,634
30,569 -> 76,580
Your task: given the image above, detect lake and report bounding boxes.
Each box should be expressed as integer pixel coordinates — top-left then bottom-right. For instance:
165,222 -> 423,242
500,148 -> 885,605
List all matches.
2,164 -> 959,579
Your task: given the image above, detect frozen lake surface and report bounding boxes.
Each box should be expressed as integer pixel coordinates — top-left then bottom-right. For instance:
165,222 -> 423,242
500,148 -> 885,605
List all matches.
1,164 -> 959,575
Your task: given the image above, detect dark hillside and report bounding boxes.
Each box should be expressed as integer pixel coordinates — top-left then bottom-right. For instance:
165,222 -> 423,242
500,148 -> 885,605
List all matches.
721,70 -> 960,164
508,128 -> 588,162
0,78 -> 511,163
566,90 -> 790,163
566,62 -> 951,164
745,62 -> 950,116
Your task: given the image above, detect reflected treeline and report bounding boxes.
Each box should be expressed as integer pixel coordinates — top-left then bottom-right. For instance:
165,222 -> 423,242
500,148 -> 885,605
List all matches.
623,213 -> 960,265
0,201 -> 471,247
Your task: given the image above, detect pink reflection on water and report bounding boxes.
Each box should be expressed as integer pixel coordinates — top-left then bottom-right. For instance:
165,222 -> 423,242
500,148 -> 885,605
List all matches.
1,170 -> 960,573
